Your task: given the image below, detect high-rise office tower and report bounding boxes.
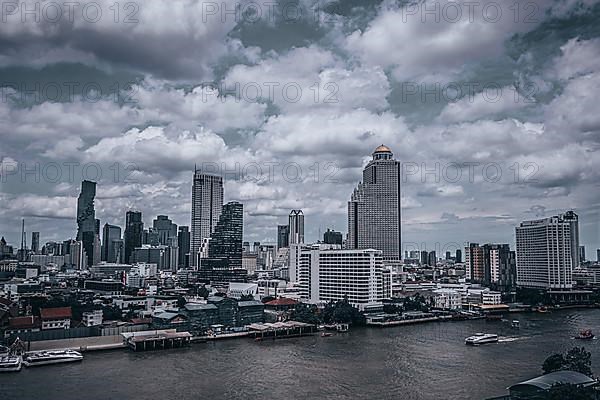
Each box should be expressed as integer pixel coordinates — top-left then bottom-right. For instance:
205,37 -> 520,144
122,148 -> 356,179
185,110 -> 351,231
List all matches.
31,232 -> 39,254
76,180 -> 99,268
597,248 -> 600,262
420,250 -> 428,266
277,225 -> 290,249
198,201 -> 245,283
579,246 -> 586,263
455,249 -> 462,263
288,210 -> 304,245
190,169 -> 223,268
177,226 -> 190,268
348,145 -> 401,262
323,229 -> 343,245
124,211 -> 143,264
153,215 -> 177,245
428,251 -> 437,267
515,211 -> 579,289
445,251 -> 451,260
465,243 -> 485,283
102,223 -> 122,263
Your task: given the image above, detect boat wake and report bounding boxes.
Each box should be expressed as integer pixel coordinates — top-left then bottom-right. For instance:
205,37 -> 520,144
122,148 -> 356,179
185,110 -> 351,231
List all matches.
498,336 -> 529,343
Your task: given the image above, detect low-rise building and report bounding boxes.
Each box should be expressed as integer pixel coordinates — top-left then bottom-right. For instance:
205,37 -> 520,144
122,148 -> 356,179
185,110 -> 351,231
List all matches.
82,310 -> 103,327
40,306 -> 72,330
433,289 -> 462,310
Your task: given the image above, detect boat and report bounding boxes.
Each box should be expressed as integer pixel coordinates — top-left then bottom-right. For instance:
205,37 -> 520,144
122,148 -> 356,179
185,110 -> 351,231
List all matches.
537,306 -> 548,313
465,333 -> 499,346
575,329 -> 595,340
23,349 -> 83,367
511,320 -> 520,329
0,355 -> 22,372
321,332 -> 333,337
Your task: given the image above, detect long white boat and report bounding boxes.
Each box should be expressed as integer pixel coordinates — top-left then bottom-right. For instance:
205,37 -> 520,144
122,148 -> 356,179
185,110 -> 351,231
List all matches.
465,333 -> 499,346
0,355 -> 23,372
23,349 -> 83,367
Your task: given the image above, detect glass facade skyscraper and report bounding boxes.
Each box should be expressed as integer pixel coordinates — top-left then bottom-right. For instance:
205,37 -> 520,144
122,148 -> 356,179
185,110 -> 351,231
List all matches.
124,211 -> 143,264
76,180 -> 99,267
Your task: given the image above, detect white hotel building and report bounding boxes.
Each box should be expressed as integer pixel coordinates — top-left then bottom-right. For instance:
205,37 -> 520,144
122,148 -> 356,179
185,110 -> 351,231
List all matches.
293,245 -> 392,310
515,211 -> 578,289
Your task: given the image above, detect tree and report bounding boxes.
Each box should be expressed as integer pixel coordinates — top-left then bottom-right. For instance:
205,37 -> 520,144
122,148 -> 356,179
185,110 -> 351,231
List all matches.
177,296 -> 187,308
543,353 -> 566,374
548,383 -> 596,400
290,303 -> 321,325
197,285 -> 210,299
322,297 -> 366,326
239,294 -> 255,301
542,347 -> 593,377
565,347 -> 594,377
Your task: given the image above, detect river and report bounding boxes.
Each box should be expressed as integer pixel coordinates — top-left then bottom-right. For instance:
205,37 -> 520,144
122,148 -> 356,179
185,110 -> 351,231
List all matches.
3,309 -> 600,400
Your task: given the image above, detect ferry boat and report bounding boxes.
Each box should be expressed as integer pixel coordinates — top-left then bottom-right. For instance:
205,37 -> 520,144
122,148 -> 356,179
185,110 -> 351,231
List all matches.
23,349 -> 83,367
575,329 -> 595,340
465,333 -> 499,346
0,355 -> 22,372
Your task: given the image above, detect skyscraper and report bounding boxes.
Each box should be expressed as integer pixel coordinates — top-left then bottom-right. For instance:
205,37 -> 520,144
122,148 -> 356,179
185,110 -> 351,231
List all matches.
190,169 -> 223,268
31,232 -> 39,254
323,229 -> 343,245
177,226 -> 190,268
428,250 -> 437,267
198,201 -> 245,283
348,145 -> 401,262
153,215 -> 177,245
579,246 -> 586,263
124,211 -> 143,264
277,225 -> 290,249
515,211 -> 579,289
288,210 -> 304,245
76,180 -> 99,268
102,223 -> 122,263
455,249 -> 462,263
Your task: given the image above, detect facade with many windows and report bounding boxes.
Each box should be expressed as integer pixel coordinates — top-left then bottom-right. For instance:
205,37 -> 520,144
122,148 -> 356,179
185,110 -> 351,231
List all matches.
296,247 -> 391,310
348,145 -> 401,262
516,212 -> 578,289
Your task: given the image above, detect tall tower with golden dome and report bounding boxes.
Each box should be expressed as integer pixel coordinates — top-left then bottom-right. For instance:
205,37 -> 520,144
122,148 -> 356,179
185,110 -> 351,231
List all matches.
348,145 -> 401,262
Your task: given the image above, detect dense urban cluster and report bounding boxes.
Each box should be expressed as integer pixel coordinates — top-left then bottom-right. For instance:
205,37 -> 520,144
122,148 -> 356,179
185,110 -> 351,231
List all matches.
1,146 -> 599,361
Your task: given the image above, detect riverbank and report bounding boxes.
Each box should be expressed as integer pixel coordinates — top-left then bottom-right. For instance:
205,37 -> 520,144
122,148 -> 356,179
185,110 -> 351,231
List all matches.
5,308 -> 599,400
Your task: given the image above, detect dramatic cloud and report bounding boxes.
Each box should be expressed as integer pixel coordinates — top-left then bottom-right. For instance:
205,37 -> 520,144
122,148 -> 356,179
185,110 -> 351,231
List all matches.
1,0 -> 599,251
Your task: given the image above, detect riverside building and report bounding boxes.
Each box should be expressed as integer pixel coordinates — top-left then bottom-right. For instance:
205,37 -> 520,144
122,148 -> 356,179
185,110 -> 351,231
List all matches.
515,211 -> 579,289
295,246 -> 391,310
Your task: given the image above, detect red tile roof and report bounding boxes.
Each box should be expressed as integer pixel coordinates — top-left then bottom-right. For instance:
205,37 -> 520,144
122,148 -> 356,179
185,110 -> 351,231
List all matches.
8,316 -> 41,329
265,298 -> 299,306
40,306 -> 72,320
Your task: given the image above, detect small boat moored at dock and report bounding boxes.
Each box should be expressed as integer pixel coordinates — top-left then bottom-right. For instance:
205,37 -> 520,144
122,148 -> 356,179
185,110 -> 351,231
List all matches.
465,333 -> 499,346
23,349 -> 83,367
0,355 -> 22,372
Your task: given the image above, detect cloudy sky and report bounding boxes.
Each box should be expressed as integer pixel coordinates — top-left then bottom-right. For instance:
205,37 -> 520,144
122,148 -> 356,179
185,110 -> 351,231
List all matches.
0,0 -> 599,255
